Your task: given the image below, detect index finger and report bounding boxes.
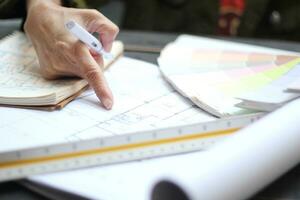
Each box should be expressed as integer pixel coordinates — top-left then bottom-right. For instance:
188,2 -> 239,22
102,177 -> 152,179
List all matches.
74,42 -> 113,109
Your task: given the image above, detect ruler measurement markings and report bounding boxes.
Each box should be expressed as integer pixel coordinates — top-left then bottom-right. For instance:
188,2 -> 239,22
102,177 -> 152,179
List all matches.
0,139 -> 215,182
1,125 -> 230,162
0,113 -> 264,182
0,129 -> 234,168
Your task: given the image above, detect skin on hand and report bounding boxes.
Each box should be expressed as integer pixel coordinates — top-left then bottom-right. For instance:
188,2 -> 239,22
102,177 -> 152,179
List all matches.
24,0 -> 119,109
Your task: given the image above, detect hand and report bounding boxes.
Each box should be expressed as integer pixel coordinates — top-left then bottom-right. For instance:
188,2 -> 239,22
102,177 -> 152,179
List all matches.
24,0 -> 119,109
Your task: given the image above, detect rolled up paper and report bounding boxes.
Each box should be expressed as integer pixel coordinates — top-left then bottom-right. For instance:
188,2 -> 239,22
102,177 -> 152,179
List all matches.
151,99 -> 300,200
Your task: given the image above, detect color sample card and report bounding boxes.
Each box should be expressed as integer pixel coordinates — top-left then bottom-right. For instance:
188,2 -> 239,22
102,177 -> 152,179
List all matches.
159,44 -> 300,116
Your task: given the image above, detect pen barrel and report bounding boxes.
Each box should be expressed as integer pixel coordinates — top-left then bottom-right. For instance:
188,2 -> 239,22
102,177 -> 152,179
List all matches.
65,20 -> 103,53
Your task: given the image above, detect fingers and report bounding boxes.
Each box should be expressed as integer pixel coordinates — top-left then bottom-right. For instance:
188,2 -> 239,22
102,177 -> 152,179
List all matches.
74,42 -> 113,109
98,24 -> 119,52
83,9 -> 119,52
59,9 -> 118,108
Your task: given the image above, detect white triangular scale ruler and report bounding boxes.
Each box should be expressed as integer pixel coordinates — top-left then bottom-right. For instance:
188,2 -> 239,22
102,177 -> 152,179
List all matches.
0,113 -> 263,182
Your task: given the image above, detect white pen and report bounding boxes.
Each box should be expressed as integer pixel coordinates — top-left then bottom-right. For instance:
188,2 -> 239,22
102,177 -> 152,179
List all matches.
65,20 -> 113,59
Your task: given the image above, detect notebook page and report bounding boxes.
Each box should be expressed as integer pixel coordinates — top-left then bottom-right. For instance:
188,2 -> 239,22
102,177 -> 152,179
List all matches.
0,32 -> 87,100
0,32 -> 123,104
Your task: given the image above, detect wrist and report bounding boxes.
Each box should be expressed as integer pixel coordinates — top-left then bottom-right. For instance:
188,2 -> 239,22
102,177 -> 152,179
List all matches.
24,0 -> 63,33
26,0 -> 62,12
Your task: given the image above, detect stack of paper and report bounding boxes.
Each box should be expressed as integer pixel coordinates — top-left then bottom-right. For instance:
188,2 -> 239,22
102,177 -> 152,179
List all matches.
158,35 -> 300,116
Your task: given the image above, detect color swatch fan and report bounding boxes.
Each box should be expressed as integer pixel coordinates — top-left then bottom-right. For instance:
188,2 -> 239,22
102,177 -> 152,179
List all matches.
158,43 -> 300,117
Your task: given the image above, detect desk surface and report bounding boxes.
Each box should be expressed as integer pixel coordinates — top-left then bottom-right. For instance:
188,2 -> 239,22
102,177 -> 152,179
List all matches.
1,30 -> 300,200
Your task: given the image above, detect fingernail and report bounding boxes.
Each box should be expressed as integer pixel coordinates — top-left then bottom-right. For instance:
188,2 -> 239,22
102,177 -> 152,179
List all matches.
103,98 -> 113,110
